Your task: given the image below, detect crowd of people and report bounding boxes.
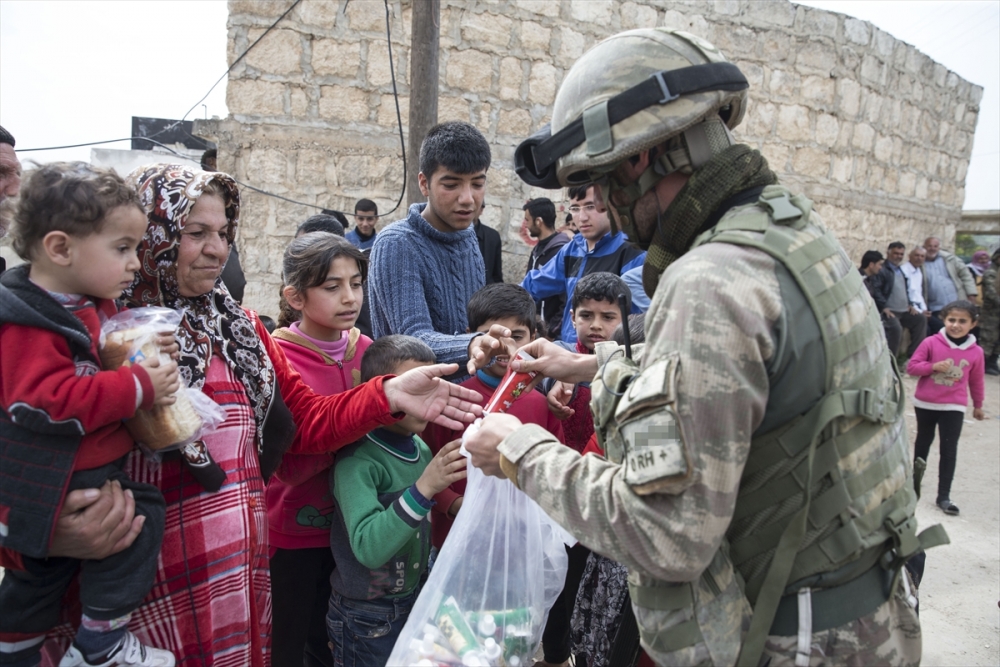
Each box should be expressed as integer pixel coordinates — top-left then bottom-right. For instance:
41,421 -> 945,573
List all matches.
858,238 -> 995,521
0,23 -> 995,667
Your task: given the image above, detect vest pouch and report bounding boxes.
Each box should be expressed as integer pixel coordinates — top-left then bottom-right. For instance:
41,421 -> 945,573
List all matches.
631,544 -> 751,666
589,351 -> 639,464
612,353 -> 694,495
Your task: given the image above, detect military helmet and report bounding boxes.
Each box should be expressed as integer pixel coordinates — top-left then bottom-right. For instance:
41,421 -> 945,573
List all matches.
515,29 -> 748,189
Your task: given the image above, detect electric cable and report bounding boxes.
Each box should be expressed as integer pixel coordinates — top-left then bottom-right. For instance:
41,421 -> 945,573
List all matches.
18,0 -> 409,220
19,0 -> 303,152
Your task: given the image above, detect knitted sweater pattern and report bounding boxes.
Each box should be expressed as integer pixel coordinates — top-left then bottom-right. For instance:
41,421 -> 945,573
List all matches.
368,203 -> 484,364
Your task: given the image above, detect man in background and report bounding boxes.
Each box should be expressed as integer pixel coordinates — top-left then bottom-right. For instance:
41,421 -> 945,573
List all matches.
923,236 -> 977,334
347,199 -> 378,251
523,197 -> 568,338
0,125 -> 22,274
880,241 -> 927,357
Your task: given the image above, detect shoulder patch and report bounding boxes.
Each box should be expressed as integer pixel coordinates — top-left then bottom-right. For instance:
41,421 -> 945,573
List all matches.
613,354 -> 694,495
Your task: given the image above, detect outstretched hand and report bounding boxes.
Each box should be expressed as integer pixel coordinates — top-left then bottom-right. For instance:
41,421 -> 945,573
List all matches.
383,363 -> 484,430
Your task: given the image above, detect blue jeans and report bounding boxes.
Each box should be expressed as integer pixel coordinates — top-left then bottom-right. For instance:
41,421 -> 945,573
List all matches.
326,590 -> 417,667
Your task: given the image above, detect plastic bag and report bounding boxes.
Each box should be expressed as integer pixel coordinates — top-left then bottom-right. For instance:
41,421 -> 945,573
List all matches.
389,350 -> 574,667
99,307 -> 226,454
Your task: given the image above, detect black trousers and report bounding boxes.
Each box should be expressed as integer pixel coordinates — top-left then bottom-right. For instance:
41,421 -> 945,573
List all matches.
542,542 -> 591,664
913,407 -> 964,503
270,546 -> 335,667
890,310 -> 928,356
0,461 -> 164,634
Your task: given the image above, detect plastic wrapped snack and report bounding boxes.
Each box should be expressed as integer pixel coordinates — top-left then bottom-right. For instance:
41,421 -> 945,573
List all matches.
389,349 -> 572,666
100,307 -> 225,453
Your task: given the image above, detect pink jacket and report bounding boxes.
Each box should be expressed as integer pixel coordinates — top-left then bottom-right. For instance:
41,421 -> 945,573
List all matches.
907,330 -> 985,413
266,327 -> 371,550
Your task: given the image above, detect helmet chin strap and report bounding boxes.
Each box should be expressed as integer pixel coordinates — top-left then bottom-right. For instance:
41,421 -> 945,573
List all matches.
598,117 -> 734,249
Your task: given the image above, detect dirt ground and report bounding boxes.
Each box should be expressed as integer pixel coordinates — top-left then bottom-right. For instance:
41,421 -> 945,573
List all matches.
907,371 -> 1000,666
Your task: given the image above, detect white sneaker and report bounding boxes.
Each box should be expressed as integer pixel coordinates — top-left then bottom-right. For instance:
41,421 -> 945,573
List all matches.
59,631 -> 175,667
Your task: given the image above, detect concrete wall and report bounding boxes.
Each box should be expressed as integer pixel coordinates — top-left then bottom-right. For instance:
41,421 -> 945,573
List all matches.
196,0 -> 983,317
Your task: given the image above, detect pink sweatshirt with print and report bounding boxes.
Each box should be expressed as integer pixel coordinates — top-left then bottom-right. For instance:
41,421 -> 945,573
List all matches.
906,330 -> 985,413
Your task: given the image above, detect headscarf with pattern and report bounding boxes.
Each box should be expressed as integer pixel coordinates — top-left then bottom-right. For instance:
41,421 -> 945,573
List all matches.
124,164 -> 275,457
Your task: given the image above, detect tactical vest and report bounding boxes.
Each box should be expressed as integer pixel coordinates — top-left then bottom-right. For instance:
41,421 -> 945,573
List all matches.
591,185 -> 947,666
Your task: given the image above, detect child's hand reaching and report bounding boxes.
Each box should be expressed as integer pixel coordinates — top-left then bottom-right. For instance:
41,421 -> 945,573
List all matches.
139,357 -> 180,406
973,407 -> 985,420
416,439 -> 467,498
547,381 -> 575,420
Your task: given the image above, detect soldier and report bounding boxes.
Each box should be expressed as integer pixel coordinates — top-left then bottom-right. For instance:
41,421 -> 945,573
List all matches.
465,28 -> 945,666
981,249 -> 1000,375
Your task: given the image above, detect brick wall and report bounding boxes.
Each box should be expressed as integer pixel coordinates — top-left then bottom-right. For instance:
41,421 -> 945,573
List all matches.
195,0 -> 983,317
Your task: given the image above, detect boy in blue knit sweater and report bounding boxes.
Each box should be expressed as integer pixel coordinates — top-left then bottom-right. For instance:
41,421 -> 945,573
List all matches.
327,335 -> 467,666
367,121 -> 492,366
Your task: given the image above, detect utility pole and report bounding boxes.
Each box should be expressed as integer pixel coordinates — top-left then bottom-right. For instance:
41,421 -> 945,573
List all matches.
406,0 -> 440,207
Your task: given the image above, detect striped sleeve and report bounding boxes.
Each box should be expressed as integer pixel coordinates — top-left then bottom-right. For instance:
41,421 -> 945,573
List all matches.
392,484 -> 433,528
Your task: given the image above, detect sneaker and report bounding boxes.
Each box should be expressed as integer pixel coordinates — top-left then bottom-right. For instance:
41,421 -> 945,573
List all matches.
59,631 -> 175,667
937,499 -> 960,515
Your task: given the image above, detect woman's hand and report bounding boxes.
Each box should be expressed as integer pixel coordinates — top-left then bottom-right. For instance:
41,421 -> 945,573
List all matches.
464,413 -> 523,478
48,481 -> 143,560
973,407 -> 985,420
383,363 -> 484,430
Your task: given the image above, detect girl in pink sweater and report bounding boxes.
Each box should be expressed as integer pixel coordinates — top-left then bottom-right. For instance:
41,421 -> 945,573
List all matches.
907,300 -> 986,516
267,232 -> 372,666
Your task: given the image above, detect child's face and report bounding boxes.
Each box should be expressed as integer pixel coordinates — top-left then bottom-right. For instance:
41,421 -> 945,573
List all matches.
942,309 -> 976,339
298,256 -> 363,339
572,298 -> 622,351
475,316 -> 534,379
62,205 -> 147,299
385,359 -> 434,436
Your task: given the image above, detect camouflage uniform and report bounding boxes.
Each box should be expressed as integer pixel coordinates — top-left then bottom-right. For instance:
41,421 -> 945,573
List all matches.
498,205 -> 922,666
979,256 -> 1000,358
504,27 -> 935,666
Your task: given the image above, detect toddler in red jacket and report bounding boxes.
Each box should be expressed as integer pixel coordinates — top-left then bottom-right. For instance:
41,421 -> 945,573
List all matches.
0,163 -> 179,667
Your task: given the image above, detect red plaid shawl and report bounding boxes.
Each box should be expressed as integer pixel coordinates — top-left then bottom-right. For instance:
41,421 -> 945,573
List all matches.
40,357 -> 271,666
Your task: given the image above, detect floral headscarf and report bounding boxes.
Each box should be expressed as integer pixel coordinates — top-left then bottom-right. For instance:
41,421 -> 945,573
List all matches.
124,164 -> 275,459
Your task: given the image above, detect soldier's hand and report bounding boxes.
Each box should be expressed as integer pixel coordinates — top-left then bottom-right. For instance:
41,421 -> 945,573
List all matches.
465,413 -> 523,478
509,339 -> 599,385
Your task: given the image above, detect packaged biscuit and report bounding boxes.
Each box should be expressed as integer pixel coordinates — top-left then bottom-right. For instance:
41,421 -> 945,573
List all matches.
100,307 -> 224,453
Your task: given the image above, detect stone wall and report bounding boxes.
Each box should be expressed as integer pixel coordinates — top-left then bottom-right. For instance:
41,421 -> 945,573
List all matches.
196,0 -> 983,318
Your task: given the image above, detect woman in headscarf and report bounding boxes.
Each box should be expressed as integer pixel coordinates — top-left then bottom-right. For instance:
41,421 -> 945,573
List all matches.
32,164 -> 482,666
